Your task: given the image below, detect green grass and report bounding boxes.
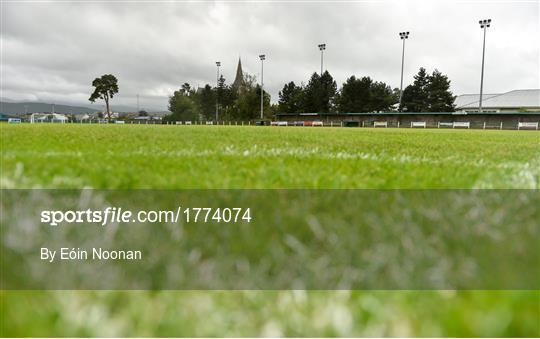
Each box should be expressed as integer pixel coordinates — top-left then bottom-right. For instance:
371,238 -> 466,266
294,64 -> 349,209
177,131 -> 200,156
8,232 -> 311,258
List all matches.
2,291 -> 538,337
1,124 -> 539,189
1,124 -> 539,337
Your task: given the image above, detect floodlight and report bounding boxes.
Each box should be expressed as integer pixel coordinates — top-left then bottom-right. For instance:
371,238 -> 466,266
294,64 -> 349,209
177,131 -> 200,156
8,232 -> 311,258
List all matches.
398,31 -> 411,110
477,19 -> 492,112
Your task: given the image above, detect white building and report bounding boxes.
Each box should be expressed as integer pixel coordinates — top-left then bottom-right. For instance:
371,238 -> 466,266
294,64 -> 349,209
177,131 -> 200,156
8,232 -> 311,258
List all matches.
455,89 -> 540,112
30,113 -> 68,123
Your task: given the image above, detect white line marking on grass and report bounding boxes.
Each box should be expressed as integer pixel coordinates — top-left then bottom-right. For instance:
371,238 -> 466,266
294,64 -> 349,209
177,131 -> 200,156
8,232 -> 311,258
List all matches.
3,148 -> 538,188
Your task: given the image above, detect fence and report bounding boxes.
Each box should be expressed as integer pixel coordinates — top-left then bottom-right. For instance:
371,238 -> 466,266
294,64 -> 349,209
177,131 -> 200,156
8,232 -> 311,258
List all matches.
10,118 -> 540,130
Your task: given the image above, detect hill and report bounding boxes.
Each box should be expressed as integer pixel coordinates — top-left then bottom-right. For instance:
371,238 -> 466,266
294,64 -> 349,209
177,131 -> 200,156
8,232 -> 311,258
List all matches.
0,101 -> 146,115
0,101 -> 100,115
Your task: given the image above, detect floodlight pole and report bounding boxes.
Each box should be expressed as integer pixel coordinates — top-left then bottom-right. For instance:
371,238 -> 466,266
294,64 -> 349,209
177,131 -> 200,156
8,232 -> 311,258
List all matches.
259,55 -> 266,120
215,61 -> 221,121
320,48 -> 323,75
398,31 -> 409,111
318,44 -> 326,75
478,19 -> 491,112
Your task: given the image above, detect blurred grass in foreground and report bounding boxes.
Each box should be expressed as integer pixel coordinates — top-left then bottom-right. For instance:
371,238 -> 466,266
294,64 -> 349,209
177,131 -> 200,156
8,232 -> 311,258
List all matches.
1,291 -> 539,337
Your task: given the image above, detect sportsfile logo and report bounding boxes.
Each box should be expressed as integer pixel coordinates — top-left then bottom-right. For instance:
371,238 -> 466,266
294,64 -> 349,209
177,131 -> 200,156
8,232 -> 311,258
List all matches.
40,207 -> 166,226
40,207 -> 252,226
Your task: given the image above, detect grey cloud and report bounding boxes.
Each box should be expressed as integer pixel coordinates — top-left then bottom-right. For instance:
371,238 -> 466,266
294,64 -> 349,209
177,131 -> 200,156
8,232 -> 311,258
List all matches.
2,0 -> 538,111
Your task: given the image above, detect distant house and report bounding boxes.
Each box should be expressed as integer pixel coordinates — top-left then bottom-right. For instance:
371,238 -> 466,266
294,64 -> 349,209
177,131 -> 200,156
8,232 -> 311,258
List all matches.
77,114 -> 91,121
455,89 -> 540,112
133,116 -> 150,121
0,113 -> 17,121
132,115 -> 162,121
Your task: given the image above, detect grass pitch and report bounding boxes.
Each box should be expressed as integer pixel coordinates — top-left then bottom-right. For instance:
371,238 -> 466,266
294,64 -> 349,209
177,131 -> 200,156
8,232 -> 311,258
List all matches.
1,124 -> 539,337
1,124 -> 539,189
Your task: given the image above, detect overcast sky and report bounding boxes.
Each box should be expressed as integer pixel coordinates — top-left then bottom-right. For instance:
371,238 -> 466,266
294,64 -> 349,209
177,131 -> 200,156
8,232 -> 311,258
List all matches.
2,0 -> 538,111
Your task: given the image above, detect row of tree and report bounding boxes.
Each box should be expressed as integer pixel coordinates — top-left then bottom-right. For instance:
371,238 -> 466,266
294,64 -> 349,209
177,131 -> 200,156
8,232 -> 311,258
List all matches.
165,67 -> 456,121
86,68 -> 456,122
278,72 -> 398,114
165,74 -> 271,122
278,67 -> 456,114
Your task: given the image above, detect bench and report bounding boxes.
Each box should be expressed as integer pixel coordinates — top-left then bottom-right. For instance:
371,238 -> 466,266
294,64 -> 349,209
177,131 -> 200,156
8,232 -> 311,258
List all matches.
410,121 -> 426,128
373,121 -> 388,128
205,121 -> 214,125
438,122 -> 453,128
8,118 -> 21,124
277,121 -> 288,126
115,121 -> 125,124
518,122 -> 538,130
312,121 -> 324,127
453,122 -> 470,129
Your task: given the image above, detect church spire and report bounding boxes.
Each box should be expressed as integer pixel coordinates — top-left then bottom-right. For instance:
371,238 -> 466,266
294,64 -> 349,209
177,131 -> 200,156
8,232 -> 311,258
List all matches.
232,57 -> 244,89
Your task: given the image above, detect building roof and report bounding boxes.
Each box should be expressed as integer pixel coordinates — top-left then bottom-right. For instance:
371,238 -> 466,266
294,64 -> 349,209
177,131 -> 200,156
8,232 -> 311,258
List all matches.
455,89 -> 540,109
276,112 -> 540,116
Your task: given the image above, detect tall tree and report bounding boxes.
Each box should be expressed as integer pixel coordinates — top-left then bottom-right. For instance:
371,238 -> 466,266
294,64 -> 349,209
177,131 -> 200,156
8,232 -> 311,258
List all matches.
303,71 -> 337,113
233,84 -> 270,120
278,81 -> 304,113
197,84 -> 216,120
89,74 -> 119,122
401,68 -> 455,112
400,67 -> 429,112
165,88 -> 199,122
426,69 -> 456,112
337,76 -> 397,112
368,81 -> 398,112
216,76 -> 238,119
337,76 -> 373,112
180,83 -> 194,96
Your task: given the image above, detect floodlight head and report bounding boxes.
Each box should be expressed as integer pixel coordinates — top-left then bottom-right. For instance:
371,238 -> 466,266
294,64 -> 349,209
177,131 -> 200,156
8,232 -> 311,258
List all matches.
479,19 -> 492,28
259,54 -> 266,60
216,61 -> 221,66
318,43 -> 326,50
